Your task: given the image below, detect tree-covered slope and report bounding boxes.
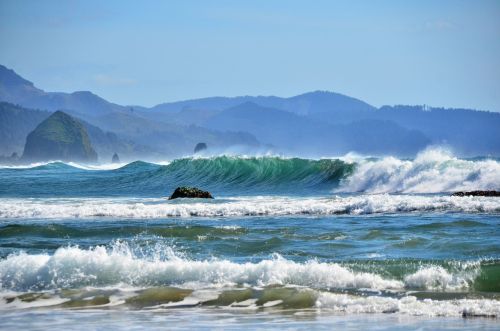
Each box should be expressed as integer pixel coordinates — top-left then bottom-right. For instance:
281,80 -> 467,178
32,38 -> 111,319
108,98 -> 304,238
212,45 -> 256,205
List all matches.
0,102 -> 50,155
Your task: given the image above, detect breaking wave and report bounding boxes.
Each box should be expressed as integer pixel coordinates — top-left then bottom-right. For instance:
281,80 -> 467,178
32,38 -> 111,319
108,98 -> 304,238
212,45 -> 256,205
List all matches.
0,242 -> 493,292
339,149 -> 500,193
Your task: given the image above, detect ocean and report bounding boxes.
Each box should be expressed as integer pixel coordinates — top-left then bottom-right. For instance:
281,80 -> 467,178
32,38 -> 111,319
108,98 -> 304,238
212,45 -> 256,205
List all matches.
0,149 -> 499,330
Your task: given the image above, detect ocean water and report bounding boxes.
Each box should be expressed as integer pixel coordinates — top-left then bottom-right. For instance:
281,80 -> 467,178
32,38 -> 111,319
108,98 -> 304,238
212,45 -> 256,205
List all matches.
0,150 -> 499,330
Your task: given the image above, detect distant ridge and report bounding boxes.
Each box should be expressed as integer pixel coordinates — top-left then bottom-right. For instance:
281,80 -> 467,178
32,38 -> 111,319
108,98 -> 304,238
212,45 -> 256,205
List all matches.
149,90 -> 375,116
0,64 -> 44,102
203,101 -> 430,156
0,64 -> 125,116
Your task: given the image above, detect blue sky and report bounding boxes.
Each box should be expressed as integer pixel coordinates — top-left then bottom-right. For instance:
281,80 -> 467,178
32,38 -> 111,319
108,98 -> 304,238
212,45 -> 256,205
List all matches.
1,0 -> 499,111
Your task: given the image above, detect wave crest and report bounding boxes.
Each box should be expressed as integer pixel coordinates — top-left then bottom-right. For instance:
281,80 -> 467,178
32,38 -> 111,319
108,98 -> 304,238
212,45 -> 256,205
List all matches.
339,149 -> 500,193
0,243 -> 484,292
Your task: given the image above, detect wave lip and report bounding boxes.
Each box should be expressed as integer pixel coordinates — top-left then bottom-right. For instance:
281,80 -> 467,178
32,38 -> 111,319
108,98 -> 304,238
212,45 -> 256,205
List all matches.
0,195 -> 499,219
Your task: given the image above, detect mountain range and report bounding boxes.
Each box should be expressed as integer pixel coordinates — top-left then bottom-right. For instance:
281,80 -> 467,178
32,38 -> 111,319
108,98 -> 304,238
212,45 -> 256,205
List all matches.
1,64 -> 499,161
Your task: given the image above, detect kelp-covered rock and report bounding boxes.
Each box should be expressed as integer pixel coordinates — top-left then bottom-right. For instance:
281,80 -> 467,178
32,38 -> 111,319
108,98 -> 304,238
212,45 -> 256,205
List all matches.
168,186 -> 213,200
22,111 -> 97,162
452,190 -> 500,197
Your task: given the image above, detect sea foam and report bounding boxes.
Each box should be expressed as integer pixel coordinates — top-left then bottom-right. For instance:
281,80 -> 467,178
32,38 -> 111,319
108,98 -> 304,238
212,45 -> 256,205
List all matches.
316,292 -> 500,317
0,195 -> 498,219
339,149 -> 500,193
0,243 -> 478,292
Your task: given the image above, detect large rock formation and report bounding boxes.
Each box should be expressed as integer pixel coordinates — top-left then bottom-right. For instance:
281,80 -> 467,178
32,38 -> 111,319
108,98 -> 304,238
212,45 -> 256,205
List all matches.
194,142 -> 207,153
22,111 -> 98,162
168,186 -> 213,200
111,152 -> 120,163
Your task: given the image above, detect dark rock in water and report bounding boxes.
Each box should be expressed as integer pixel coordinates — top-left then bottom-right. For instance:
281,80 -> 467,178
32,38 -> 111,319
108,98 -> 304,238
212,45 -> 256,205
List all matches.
169,186 -> 213,200
194,142 -> 207,153
22,111 -> 97,162
462,309 -> 496,318
111,152 -> 120,163
452,190 -> 500,197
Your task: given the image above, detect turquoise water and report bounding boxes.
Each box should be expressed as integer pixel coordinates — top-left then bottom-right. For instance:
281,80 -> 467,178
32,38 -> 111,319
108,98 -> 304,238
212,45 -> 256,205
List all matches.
0,152 -> 499,330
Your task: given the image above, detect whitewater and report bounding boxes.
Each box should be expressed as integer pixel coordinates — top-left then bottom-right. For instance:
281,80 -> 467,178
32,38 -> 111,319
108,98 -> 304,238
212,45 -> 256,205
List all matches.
0,149 -> 499,330
0,195 -> 499,218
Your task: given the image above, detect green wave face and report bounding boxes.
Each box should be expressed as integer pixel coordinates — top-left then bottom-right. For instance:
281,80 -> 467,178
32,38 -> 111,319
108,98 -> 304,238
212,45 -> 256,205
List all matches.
158,156 -> 354,194
0,156 -> 356,197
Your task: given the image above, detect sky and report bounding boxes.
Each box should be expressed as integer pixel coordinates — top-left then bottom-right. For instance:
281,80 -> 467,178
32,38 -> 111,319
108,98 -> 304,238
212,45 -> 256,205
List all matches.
0,0 -> 499,111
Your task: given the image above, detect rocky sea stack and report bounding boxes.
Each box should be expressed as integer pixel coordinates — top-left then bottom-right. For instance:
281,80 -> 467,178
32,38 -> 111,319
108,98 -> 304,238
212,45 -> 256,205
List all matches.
168,186 -> 214,200
22,111 -> 97,162
111,152 -> 120,163
194,142 -> 207,153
